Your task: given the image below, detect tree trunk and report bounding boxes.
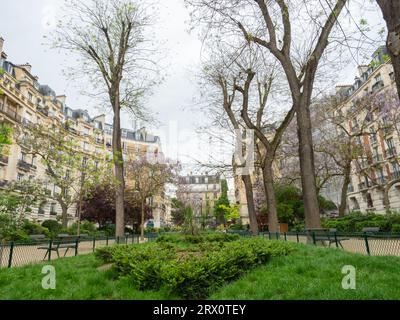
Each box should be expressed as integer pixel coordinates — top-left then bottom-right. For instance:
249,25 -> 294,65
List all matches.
383,187 -> 391,213
377,0 -> 400,100
77,192 -> 82,236
140,200 -> 145,240
241,174 -> 259,235
296,99 -> 321,229
61,203 -> 68,228
112,93 -> 125,239
262,159 -> 279,233
338,164 -> 351,217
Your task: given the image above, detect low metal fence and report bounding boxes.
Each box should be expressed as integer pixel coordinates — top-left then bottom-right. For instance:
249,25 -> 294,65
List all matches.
254,231 -> 400,257
0,233 -> 154,269
3,230 -> 400,269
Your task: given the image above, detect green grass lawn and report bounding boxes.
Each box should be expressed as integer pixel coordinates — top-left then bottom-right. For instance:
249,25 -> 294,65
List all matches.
211,244 -> 400,299
1,242 -> 400,300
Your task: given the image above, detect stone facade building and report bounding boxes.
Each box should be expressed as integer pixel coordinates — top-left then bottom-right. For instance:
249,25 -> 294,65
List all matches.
0,37 -> 165,226
333,46 -> 400,213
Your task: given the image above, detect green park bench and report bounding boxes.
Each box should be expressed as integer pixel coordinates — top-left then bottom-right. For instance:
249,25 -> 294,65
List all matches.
308,228 -> 350,249
36,234 -> 78,260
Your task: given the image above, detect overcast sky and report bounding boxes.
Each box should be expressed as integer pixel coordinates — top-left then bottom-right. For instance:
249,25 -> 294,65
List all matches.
0,0 -> 386,177
0,0 -> 211,171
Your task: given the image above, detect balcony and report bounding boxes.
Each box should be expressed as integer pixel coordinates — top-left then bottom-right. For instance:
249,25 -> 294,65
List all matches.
0,103 -> 22,123
372,80 -> 384,93
65,126 -> 79,136
386,147 -> 397,158
372,154 -> 383,163
0,154 -> 8,165
358,181 -> 372,190
0,180 -> 9,188
37,105 -> 49,116
17,160 -> 37,171
378,175 -> 388,184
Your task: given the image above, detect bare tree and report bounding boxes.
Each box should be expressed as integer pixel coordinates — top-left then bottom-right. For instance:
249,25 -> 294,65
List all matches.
50,0 -> 159,237
125,155 -> 175,239
186,0 -> 349,229
377,0 -> 400,100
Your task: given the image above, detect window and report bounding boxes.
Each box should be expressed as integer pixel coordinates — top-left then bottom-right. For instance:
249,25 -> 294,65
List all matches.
28,92 -> 33,101
83,127 -> 90,136
50,203 -> 57,215
83,142 -> 89,151
392,162 -> 400,179
38,202 -> 46,215
370,128 -> 377,144
374,74 -> 382,83
377,168 -> 385,184
20,152 -> 26,162
17,173 -> 24,181
366,193 -> 374,208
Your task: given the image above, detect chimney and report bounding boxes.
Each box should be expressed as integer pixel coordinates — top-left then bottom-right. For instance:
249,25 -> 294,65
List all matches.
20,63 -> 32,73
0,37 -> 4,54
56,95 -> 66,104
357,65 -> 368,77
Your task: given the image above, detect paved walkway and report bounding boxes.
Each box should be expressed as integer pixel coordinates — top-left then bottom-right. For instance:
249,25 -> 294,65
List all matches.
0,237 -> 146,268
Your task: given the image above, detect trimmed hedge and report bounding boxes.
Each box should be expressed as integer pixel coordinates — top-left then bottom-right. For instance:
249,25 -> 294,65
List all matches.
322,212 -> 400,232
96,238 -> 295,299
155,232 -> 240,244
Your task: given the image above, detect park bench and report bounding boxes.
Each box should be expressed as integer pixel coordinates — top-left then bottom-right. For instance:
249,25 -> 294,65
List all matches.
308,228 -> 350,249
362,227 -> 380,233
37,234 -> 78,260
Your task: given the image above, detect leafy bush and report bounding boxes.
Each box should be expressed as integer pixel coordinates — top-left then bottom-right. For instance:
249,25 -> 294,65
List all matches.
322,212 -> 400,232
162,239 -> 294,299
96,238 -> 295,299
97,244 -> 177,291
155,233 -> 240,244
68,220 -> 98,236
392,224 -> 400,232
41,220 -> 62,234
22,220 -> 49,236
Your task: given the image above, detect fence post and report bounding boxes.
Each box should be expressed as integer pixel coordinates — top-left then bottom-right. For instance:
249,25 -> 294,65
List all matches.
92,237 -> 96,252
276,232 -> 279,240
296,232 -> 299,243
284,233 -> 287,241
334,232 -> 339,248
8,241 -> 14,268
75,238 -> 79,256
363,232 -> 371,256
48,240 -> 53,262
106,235 -> 109,247
312,231 -> 316,245
268,232 -> 271,240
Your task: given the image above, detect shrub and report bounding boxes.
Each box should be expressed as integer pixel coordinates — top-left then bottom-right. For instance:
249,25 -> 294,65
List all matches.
22,220 -> 49,236
97,244 -> 176,291
68,220 -> 98,236
41,220 -> 62,234
155,233 -> 240,244
392,224 -> 400,232
322,212 -> 400,232
97,238 -> 295,299
162,239 -> 295,299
